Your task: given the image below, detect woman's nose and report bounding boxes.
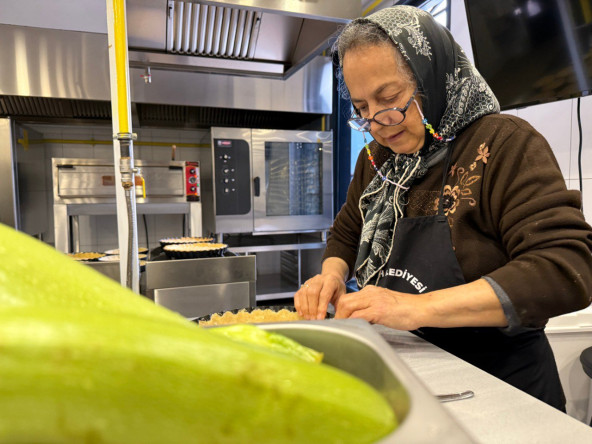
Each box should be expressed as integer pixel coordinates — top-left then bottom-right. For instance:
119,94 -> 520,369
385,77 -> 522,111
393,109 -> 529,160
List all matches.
369,116 -> 383,133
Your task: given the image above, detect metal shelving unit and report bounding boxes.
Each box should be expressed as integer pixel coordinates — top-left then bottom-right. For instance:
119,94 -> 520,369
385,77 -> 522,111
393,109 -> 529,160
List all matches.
227,234 -> 326,302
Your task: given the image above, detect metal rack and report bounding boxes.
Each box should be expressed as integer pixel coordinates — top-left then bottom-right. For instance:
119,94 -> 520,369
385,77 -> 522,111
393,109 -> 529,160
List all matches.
228,235 -> 326,301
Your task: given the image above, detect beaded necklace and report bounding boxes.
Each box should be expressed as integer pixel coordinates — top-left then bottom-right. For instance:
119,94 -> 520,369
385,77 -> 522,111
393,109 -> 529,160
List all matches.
364,100 -> 456,189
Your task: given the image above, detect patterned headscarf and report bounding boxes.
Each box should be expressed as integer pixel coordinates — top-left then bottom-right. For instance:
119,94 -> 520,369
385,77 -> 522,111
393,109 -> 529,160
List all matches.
350,6 -> 500,287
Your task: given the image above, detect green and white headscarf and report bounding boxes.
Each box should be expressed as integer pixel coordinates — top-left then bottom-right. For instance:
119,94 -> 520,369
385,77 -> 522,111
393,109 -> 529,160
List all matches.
348,6 -> 500,287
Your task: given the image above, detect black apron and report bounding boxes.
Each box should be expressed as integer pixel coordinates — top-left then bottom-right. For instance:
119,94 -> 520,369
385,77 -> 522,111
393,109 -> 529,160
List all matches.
375,147 -> 566,411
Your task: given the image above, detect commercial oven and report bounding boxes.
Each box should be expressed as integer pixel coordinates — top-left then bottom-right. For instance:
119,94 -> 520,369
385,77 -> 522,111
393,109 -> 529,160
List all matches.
203,127 -> 333,235
52,158 -> 202,253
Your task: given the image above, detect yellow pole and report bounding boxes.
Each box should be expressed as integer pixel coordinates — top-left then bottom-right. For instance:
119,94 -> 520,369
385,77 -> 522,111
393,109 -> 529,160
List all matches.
113,0 -> 130,134
106,0 -> 139,292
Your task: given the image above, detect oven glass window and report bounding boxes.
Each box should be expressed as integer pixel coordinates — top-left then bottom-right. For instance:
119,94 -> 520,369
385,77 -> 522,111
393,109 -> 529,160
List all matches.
265,142 -> 323,216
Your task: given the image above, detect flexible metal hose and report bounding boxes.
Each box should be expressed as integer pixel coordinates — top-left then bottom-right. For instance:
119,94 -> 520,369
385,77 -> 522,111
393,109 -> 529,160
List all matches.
124,188 -> 137,289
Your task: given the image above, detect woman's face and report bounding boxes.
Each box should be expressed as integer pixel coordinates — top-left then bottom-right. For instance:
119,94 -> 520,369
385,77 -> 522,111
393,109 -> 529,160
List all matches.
343,44 -> 426,155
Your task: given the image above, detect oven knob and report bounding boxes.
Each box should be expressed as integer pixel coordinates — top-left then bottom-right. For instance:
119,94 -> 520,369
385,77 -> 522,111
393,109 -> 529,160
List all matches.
190,186 -> 196,192
223,178 -> 229,183
222,168 -> 230,174
223,154 -> 230,160
189,168 -> 196,175
224,188 -> 230,193
188,177 -> 197,184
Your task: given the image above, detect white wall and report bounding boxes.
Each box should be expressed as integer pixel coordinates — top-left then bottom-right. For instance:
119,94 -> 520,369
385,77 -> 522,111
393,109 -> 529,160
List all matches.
451,0 -> 592,422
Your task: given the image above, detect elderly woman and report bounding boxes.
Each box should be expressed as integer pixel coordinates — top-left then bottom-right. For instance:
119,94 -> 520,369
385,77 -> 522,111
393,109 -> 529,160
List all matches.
294,5 -> 592,410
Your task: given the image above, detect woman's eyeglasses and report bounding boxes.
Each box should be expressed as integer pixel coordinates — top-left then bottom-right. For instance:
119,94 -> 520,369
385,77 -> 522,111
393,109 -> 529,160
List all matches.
348,88 -> 418,132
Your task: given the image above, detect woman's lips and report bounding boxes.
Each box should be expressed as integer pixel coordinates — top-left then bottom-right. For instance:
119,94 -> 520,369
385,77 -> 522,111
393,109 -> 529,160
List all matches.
386,131 -> 404,144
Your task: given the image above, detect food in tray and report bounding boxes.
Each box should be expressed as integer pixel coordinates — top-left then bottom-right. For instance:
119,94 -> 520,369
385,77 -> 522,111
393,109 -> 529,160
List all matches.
163,242 -> 227,258
104,248 -> 148,255
159,236 -> 214,246
199,308 -> 304,326
66,252 -> 105,261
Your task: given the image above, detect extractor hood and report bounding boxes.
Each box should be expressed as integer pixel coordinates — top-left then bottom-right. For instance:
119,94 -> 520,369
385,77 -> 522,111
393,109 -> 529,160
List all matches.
127,0 -> 362,78
0,0 -> 359,125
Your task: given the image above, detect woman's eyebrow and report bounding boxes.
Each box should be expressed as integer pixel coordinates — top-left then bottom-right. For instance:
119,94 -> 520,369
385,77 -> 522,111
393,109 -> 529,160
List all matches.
350,82 -> 400,103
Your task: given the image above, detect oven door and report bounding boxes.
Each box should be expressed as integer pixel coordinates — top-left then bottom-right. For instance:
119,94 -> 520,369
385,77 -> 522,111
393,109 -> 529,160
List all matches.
251,129 -> 333,233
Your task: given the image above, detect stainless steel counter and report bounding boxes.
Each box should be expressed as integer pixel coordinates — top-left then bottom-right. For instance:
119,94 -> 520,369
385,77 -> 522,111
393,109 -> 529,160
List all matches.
374,325 -> 592,443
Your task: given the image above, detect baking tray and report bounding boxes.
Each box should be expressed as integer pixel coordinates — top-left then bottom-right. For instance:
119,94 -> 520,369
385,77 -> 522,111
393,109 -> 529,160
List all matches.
258,319 -> 476,443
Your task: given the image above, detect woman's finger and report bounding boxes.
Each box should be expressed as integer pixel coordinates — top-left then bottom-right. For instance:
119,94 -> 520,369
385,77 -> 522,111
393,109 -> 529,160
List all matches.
334,293 -> 369,319
317,278 -> 343,320
303,280 -> 321,320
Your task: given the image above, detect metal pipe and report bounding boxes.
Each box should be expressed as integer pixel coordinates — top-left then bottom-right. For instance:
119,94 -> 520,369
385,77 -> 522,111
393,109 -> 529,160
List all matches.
182,2 -> 192,53
125,187 -> 136,288
212,6 -> 224,55
198,4 -> 208,54
205,6 -> 217,55
106,0 -> 140,292
240,10 -> 254,59
226,8 -> 239,57
166,1 -> 174,52
233,9 -> 247,58
219,8 -> 231,56
246,12 -> 262,59
173,0 -> 184,53
190,3 -> 199,53
112,0 -> 130,133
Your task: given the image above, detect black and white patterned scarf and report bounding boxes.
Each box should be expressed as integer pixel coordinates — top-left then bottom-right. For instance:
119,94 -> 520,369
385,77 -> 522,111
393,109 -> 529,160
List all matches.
352,6 -> 500,287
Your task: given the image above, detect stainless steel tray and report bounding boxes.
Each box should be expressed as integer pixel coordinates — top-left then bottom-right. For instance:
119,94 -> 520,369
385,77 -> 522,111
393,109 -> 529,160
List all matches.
260,319 -> 477,443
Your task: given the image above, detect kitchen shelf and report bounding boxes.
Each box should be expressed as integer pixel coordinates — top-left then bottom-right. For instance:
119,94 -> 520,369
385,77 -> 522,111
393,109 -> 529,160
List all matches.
225,232 -> 326,302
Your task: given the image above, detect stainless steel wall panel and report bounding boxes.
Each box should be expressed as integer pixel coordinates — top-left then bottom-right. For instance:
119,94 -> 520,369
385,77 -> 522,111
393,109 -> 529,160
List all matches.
0,25 -> 332,114
129,56 -> 332,113
0,25 -> 111,101
127,0 -> 168,51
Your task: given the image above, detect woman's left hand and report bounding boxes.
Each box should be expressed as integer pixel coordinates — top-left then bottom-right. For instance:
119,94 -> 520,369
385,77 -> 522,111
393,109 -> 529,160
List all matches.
334,285 -> 426,331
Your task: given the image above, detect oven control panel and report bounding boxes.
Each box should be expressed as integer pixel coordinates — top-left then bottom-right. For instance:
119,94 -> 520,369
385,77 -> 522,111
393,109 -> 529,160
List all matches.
213,139 -> 251,215
185,161 -> 200,201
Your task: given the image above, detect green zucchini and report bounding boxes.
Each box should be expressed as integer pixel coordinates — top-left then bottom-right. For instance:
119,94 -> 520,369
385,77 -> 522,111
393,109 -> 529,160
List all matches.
0,223 -> 188,325
0,306 -> 396,443
0,223 -> 398,442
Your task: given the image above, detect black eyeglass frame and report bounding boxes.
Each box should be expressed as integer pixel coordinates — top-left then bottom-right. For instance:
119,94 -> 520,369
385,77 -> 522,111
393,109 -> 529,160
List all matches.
348,87 -> 419,132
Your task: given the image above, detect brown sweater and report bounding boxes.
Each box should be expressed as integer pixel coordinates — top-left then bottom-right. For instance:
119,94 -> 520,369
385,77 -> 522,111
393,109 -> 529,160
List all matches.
324,114 -> 592,328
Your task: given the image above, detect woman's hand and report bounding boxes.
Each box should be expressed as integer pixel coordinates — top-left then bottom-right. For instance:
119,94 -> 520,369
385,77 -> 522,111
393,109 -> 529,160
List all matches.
335,279 -> 508,330
294,257 -> 349,320
335,285 -> 426,330
294,273 -> 346,320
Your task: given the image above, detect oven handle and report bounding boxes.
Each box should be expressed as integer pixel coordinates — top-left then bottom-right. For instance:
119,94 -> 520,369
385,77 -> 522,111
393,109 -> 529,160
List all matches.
253,176 -> 260,197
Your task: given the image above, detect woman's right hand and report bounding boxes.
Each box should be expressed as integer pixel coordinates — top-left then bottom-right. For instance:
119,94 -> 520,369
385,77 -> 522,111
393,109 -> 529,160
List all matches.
294,257 -> 349,320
